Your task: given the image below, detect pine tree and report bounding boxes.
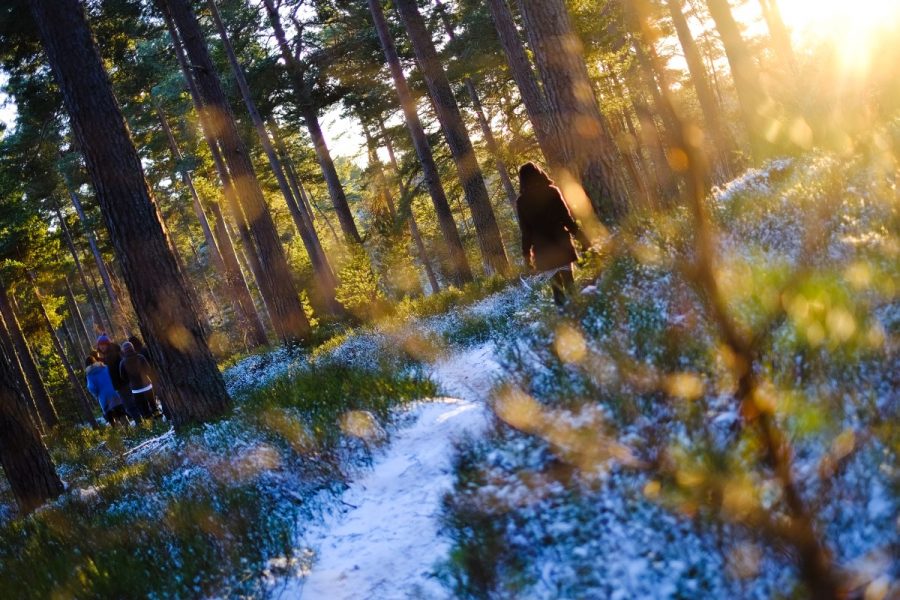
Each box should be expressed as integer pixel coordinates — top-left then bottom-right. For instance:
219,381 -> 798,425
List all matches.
207,0 -> 341,315
367,0 -> 473,285
29,0 -> 231,427
486,0 -> 559,164
260,0 -> 363,246
666,0 -> 735,172
0,350 -> 63,515
517,0 -> 630,222
393,0 -> 509,276
0,282 -> 57,429
162,0 -> 310,344
704,0 -> 773,158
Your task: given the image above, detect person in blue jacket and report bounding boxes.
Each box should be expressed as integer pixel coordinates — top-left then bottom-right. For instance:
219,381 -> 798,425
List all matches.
84,355 -> 128,425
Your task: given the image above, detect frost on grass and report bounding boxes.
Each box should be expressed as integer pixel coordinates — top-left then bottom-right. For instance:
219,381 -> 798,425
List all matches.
439,152 -> 898,598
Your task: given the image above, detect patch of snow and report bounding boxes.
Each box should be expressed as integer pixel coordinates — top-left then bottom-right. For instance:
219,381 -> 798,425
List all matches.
285,399 -> 489,600
272,335 -> 505,598
431,342 -> 502,401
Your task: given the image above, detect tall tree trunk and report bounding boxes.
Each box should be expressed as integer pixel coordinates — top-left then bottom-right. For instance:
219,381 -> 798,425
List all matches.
260,0 -> 362,245
54,201 -> 108,333
159,95 -> 267,341
394,0 -> 509,276
517,0 -> 630,223
163,0 -> 310,344
758,0 -> 795,69
666,0 -> 734,171
0,284 -> 57,428
208,199 -> 267,344
64,278 -> 92,355
269,119 -> 318,232
0,311 -> 44,435
434,0 -> 518,212
207,0 -> 340,315
162,11 -> 269,348
0,354 -> 63,515
31,0 -> 231,427
154,100 -> 225,272
704,0 -> 772,158
367,0 -> 473,285
486,0 -> 558,164
64,185 -> 126,335
87,267 -> 115,341
378,118 -> 441,294
27,278 -> 97,428
361,117 -> 439,295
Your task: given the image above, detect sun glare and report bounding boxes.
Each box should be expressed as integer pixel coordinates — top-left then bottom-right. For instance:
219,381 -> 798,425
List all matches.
777,0 -> 900,71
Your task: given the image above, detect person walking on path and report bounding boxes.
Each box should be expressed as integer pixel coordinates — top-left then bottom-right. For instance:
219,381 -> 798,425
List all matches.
119,341 -> 158,419
516,162 -> 590,306
84,355 -> 128,425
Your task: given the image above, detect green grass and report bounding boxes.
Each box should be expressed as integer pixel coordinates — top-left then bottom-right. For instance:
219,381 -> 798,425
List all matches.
0,360 -> 436,598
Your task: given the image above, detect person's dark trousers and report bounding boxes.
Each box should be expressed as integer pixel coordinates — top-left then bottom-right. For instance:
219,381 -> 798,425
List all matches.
550,267 -> 575,306
133,389 -> 156,419
120,386 -> 144,421
104,405 -> 128,426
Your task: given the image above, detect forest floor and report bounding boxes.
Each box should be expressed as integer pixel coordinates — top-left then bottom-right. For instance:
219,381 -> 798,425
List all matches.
0,150 -> 895,599
282,345 -> 499,599
239,293 -> 520,598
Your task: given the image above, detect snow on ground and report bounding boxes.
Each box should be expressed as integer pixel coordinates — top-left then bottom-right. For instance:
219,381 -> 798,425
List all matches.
271,342 -> 502,599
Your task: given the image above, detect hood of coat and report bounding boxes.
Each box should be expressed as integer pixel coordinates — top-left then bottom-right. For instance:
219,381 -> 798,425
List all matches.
85,362 -> 106,376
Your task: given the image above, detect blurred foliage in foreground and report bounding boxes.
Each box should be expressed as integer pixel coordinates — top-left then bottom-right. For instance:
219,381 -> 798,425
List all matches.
439,139 -> 898,598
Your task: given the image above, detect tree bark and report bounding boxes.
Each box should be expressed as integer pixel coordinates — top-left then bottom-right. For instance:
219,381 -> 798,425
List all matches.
260,0 -> 362,245
394,0 -> 509,276
64,278 -> 92,355
666,0 -> 734,170
704,0 -> 772,158
517,0 -> 630,223
207,0 -> 341,315
163,0 -> 310,344
367,0 -> 472,285
0,309 -> 44,435
64,185 -> 127,335
486,0 -> 559,164
54,201 -> 108,334
361,117 -> 439,295
161,10 -> 269,348
31,0 -> 232,428
0,352 -> 63,515
154,100 -> 225,273
0,284 -> 57,429
434,0 -> 518,212
758,0 -> 795,69
268,119 -> 317,232
27,278 -> 97,428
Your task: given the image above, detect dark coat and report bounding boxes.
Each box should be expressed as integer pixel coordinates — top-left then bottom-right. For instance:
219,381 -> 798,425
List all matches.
517,184 -> 588,272
99,343 -> 127,390
119,347 -> 153,391
85,363 -> 124,414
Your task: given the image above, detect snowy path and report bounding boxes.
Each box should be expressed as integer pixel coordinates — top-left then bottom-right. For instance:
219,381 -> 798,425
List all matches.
283,343 -> 501,599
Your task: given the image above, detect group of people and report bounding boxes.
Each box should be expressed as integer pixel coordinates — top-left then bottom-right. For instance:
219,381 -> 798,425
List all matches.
78,161 -> 579,427
84,334 -> 162,425
516,162 -> 591,306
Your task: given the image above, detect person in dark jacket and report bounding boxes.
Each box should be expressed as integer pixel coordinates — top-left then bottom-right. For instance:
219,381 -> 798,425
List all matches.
127,334 -> 169,419
97,334 -> 142,420
85,355 -> 128,425
119,341 -> 158,419
516,162 -> 590,306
